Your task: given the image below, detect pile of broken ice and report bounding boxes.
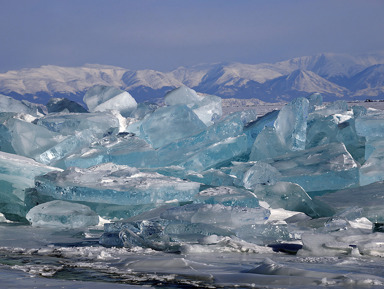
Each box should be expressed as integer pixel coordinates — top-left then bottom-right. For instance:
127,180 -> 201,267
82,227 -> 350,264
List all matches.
1,85 -> 384,256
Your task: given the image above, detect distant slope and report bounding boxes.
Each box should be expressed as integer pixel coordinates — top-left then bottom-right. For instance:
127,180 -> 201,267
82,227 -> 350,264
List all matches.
1,52 -> 384,104
259,69 -> 350,101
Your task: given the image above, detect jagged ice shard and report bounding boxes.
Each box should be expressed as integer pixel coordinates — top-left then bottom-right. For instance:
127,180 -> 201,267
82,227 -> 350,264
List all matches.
83,85 -> 137,117
139,104 -> 207,149
164,86 -> 222,126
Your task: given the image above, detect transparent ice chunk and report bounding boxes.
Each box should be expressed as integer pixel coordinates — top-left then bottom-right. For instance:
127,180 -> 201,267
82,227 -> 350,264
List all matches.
157,112 -> 244,167
306,112 -> 365,163
360,142 -> 384,185
130,102 -> 159,120
236,223 -> 292,245
26,200 -> 99,229
0,94 -> 41,116
242,162 -> 282,189
313,100 -> 349,116
307,92 -> 323,112
249,127 -> 289,160
254,182 -> 333,218
274,97 -> 309,151
164,86 -> 222,126
265,142 -> 360,192
5,118 -> 63,160
64,132 -> 158,169
244,110 -> 279,151
180,134 -> 248,172
316,181 -> 384,222
36,112 -> 120,166
35,163 -> 200,206
0,151 -> 60,221
140,104 -> 206,149
36,112 -> 120,136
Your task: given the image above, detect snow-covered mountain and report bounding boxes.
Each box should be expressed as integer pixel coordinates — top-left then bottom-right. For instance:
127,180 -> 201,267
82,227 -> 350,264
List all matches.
259,69 -> 350,101
1,52 -> 384,104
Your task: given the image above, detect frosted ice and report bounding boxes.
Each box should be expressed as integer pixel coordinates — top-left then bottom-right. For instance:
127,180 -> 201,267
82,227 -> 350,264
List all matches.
186,168 -> 236,186
83,85 -> 137,117
65,132 -> 158,169
26,200 -> 99,229
195,186 -> 259,208
36,112 -> 120,136
180,134 -> 248,172
164,86 -> 222,126
161,203 -> 270,229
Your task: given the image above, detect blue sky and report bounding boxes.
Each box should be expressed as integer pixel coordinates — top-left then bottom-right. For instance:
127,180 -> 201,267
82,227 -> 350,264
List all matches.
0,0 -> 383,72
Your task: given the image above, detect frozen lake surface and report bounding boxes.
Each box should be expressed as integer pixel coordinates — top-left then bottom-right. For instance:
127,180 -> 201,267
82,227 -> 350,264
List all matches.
1,224 -> 384,288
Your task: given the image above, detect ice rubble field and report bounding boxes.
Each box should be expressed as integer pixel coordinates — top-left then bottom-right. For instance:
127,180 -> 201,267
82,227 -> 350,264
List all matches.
1,86 -> 384,287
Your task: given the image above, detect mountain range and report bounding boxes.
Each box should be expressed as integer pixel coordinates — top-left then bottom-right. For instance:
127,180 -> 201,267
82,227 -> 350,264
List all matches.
1,52 -> 384,104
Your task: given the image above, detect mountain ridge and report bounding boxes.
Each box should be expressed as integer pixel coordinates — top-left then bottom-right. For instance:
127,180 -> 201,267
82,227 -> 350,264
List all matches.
1,52 -> 384,104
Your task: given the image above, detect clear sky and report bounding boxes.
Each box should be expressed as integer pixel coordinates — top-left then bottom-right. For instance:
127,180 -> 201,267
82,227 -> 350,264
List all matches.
0,0 -> 383,73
